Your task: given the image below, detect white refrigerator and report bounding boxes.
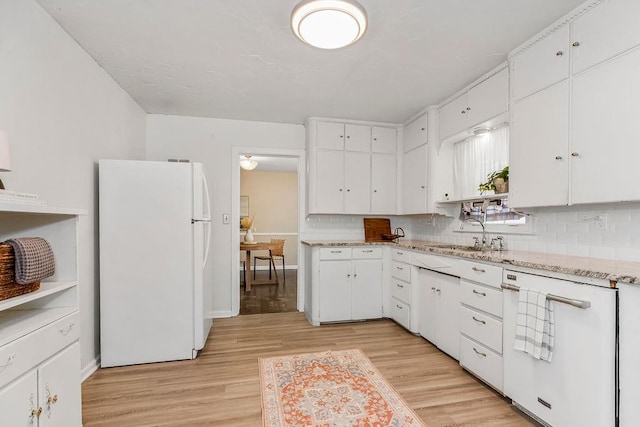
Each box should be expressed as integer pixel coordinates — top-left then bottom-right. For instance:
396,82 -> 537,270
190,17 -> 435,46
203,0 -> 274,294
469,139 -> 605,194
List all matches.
99,159 -> 212,367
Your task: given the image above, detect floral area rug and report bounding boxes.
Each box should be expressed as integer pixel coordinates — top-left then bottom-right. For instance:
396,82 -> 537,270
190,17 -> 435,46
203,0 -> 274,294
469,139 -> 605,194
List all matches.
259,349 -> 426,427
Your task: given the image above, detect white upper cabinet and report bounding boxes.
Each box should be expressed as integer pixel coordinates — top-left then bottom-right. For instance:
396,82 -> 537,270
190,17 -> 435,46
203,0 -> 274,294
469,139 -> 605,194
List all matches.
371,126 -> 397,153
403,113 -> 428,152
315,150 -> 345,213
344,152 -> 371,213
439,68 -> 509,141
316,121 -> 345,150
511,25 -> 570,101
344,124 -> 371,152
371,154 -> 397,214
571,0 -> 640,75
402,144 -> 428,214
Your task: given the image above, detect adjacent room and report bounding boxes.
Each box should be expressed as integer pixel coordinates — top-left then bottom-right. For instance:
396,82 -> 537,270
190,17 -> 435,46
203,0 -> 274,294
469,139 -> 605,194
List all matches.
1,0 -> 639,426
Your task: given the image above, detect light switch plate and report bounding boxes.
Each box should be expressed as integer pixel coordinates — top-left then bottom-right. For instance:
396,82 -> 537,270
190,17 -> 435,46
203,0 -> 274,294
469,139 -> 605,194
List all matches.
222,213 -> 230,224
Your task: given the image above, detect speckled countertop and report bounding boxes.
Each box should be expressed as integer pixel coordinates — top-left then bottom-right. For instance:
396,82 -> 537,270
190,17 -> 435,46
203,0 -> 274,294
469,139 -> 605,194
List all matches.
302,239 -> 640,285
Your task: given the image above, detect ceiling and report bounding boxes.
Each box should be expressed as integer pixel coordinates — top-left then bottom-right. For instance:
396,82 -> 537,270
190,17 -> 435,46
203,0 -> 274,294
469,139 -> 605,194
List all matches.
35,0 -> 585,125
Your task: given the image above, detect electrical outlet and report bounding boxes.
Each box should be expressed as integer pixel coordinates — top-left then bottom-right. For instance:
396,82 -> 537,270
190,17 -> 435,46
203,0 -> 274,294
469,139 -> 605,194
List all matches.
222,213 -> 230,224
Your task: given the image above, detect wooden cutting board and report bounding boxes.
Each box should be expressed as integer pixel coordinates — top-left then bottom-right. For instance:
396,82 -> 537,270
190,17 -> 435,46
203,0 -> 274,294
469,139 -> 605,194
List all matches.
364,218 -> 391,242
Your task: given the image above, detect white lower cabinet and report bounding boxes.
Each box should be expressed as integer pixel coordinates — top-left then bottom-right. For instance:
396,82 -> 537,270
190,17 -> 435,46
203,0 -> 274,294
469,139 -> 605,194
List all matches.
318,247 -> 382,322
417,269 -> 460,360
619,283 -> 640,426
0,342 -> 81,427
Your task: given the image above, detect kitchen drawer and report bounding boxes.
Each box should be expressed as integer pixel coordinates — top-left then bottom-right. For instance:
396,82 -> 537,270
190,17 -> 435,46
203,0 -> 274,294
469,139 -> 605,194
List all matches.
390,297 -> 410,330
391,248 -> 412,263
0,311 -> 79,387
412,253 -> 459,276
460,280 -> 503,318
459,260 -> 502,288
460,335 -> 503,393
391,261 -> 411,282
352,247 -> 383,259
319,247 -> 352,260
460,306 -> 502,354
391,279 -> 411,304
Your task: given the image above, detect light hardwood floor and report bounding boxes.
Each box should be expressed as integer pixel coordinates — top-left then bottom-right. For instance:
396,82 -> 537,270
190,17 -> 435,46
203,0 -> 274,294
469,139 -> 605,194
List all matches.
82,312 -> 538,426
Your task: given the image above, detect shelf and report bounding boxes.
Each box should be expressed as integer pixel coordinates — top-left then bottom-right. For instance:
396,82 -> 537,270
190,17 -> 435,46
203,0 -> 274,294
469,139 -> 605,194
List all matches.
0,282 -> 78,312
0,203 -> 87,216
0,307 -> 77,347
437,193 -> 509,205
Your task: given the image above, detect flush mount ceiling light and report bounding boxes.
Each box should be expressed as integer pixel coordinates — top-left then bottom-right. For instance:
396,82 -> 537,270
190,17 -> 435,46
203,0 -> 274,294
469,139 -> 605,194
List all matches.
473,127 -> 491,136
291,0 -> 368,50
239,155 -> 258,171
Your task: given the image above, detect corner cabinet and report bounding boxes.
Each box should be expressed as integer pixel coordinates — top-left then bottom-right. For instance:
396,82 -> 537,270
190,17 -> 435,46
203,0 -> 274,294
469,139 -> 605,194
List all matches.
0,204 -> 85,427
307,118 -> 399,215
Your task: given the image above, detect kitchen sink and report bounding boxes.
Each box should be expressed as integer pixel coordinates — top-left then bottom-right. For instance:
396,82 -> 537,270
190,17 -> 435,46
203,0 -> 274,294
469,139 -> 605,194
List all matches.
427,244 -> 492,252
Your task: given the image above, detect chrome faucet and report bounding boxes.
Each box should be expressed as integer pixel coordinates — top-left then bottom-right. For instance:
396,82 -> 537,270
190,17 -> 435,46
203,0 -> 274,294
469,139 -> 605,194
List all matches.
464,217 -> 486,248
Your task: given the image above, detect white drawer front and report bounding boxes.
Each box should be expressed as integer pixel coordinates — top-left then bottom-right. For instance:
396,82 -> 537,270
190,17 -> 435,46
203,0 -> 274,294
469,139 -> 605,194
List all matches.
412,253 -> 459,276
391,261 -> 411,282
390,298 -> 410,330
391,248 -> 412,263
319,247 -> 352,260
460,280 -> 503,318
460,306 -> 502,354
460,335 -> 503,393
391,279 -> 411,304
352,247 -> 383,259
459,260 -> 502,288
0,311 -> 80,387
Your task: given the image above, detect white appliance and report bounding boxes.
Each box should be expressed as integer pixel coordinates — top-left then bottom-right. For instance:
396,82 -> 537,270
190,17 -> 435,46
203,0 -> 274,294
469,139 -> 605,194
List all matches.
99,159 -> 212,367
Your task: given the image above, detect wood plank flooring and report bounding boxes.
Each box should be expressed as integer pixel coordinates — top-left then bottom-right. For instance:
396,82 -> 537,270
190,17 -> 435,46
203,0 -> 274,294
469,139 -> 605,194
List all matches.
82,312 -> 538,426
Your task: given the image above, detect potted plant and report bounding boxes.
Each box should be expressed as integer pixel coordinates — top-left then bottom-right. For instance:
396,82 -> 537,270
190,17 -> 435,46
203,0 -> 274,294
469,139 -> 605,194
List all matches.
479,166 -> 509,194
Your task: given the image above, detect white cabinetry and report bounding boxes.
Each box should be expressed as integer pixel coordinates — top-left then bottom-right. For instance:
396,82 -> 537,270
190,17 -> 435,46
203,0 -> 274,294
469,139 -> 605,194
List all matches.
502,270 -> 616,427
402,113 -> 427,153
308,119 -> 398,214
439,68 -> 509,140
618,282 -> 640,426
0,205 -> 85,427
317,247 -> 383,322
402,144 -> 428,214
418,269 -> 460,360
509,0 -> 640,207
457,260 -> 504,392
389,249 -> 419,333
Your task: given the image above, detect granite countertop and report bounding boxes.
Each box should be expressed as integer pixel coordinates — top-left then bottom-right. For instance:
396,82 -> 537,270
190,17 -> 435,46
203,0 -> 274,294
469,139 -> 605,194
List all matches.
302,239 -> 640,285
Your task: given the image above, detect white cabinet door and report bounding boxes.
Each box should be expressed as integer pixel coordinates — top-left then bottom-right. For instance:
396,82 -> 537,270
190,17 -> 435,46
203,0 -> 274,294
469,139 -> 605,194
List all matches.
403,113 -> 428,152
571,0 -> 640,75
467,68 -> 508,127
618,283 -> 640,426
402,144 -> 428,214
351,259 -> 382,320
510,81 -> 570,208
418,269 -> 438,345
344,152 -> 370,214
345,124 -> 371,152
319,260 -> 351,322
0,370 -> 37,427
436,274 -> 460,360
371,154 -> 396,214
316,122 -> 345,150
438,93 -> 468,140
511,24 -> 570,100
315,150 -> 344,213
371,127 -> 397,153
38,343 -> 81,427
571,47 -> 640,204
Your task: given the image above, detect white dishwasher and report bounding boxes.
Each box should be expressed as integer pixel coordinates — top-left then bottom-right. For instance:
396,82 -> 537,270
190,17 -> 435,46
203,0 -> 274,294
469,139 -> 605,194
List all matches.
502,270 -> 617,427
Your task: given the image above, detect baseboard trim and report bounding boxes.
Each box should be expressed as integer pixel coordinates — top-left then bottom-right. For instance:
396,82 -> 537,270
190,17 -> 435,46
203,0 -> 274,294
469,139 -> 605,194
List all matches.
211,310 -> 234,318
81,356 -> 101,382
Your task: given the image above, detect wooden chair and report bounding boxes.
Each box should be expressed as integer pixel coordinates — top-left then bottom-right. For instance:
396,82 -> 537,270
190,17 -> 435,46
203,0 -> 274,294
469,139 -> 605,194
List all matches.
253,239 -> 285,284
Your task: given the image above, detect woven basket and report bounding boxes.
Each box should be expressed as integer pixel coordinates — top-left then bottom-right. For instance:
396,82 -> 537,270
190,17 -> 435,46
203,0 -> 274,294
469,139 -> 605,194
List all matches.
0,243 -> 40,301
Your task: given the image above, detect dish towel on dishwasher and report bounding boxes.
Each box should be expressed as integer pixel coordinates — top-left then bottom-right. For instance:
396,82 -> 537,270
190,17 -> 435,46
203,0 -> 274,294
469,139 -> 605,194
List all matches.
513,288 -> 555,362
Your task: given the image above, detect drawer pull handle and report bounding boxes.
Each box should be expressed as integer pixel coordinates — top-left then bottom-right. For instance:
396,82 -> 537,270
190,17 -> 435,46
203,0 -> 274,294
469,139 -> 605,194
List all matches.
58,323 -> 75,336
472,267 -> 486,273
0,353 -> 16,370
362,250 -> 373,253
397,284 -> 404,288
472,316 -> 486,325
396,251 -> 403,255
473,347 -> 487,358
330,250 -> 342,254
431,287 -> 436,291
472,290 -> 486,297
396,304 -> 403,309
396,266 -> 403,270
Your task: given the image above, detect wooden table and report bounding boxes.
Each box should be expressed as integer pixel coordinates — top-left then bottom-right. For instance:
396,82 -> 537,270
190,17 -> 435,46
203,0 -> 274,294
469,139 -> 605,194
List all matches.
240,242 -> 278,292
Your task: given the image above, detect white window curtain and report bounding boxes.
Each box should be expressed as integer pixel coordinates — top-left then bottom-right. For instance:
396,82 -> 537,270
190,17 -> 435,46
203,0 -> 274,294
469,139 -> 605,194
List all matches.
453,126 -> 509,198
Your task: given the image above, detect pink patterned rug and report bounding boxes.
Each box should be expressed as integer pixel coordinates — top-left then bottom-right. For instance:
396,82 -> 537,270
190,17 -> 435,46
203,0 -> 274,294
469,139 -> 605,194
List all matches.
259,349 -> 426,427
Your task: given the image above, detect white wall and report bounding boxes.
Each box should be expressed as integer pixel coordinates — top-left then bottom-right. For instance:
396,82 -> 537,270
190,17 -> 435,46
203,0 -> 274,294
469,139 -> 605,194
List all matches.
0,0 -> 146,375
146,114 -> 305,316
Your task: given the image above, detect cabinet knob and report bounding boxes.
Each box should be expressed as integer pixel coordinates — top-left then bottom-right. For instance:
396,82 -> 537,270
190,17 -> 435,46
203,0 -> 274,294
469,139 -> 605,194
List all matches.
466,106 -> 471,111
571,152 -> 580,157
431,287 -> 436,291
556,51 -> 564,56
340,135 -> 343,138
31,407 -> 42,418
373,138 -> 377,141
346,135 -> 350,138
421,127 -> 425,131
461,110 -> 466,114
436,288 -> 441,293
346,189 -> 350,192
555,155 -> 563,160
572,41 -> 581,47
339,188 -> 343,192
420,185 -> 425,189
373,189 -> 377,193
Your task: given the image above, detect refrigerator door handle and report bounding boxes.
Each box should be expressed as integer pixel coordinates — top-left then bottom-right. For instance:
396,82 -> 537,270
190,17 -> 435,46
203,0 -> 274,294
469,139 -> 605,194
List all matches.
203,220 -> 212,269
202,171 -> 211,220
